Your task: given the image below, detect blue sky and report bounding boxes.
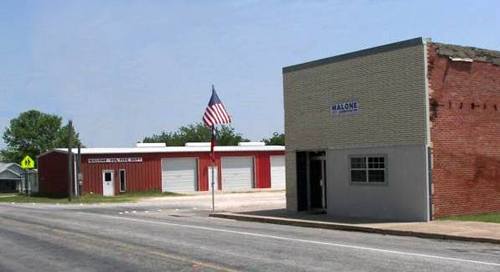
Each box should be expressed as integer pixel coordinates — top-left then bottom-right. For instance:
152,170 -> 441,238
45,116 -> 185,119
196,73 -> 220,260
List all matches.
1,0 -> 499,148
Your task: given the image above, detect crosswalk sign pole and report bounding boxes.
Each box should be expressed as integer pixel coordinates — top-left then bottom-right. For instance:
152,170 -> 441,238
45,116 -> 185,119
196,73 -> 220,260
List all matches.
20,155 -> 35,195
24,169 -> 28,195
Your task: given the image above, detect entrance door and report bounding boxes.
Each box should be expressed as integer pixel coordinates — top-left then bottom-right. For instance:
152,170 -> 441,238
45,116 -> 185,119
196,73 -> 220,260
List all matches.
309,156 -> 326,210
296,151 -> 326,211
102,170 -> 114,196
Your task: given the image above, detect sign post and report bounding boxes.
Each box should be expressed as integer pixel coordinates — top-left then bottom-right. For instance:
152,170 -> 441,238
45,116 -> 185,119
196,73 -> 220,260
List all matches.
20,155 -> 35,195
67,120 -> 73,202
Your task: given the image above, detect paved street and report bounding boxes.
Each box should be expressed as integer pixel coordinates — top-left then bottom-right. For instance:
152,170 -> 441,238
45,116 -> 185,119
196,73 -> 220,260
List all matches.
1,193 -> 500,272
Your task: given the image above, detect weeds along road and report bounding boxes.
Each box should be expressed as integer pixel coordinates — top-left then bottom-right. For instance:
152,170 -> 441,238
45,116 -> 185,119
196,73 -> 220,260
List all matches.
1,203 -> 500,272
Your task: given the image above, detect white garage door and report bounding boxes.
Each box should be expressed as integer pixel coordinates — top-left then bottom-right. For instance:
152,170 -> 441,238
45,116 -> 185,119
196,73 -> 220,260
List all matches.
270,155 -> 286,189
161,158 -> 197,192
221,157 -> 253,191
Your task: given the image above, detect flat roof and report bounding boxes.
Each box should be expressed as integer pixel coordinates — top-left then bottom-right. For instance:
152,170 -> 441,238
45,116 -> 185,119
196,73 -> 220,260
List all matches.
41,145 -> 285,156
432,42 -> 500,66
282,37 -> 424,73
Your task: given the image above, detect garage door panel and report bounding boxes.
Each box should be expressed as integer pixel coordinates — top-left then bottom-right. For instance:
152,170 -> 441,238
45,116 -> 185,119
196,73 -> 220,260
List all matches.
271,155 -> 286,189
221,157 -> 253,191
161,158 -> 197,192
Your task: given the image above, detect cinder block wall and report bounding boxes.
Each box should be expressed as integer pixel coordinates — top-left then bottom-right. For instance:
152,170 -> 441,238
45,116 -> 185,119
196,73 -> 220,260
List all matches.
428,44 -> 500,217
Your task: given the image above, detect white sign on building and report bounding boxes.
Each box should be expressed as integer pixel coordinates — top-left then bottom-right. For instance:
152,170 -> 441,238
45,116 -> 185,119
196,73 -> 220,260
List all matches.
331,100 -> 359,117
88,157 -> 143,164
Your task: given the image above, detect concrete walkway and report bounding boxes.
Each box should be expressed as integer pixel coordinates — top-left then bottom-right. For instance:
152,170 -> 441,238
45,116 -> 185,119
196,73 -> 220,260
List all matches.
210,209 -> 500,245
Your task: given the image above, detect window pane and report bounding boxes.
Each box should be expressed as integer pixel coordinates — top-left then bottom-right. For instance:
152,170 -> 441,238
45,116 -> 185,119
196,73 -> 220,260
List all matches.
120,171 -> 126,191
351,157 -> 366,168
368,157 -> 385,169
368,170 -> 385,182
104,172 -> 111,181
351,170 -> 367,182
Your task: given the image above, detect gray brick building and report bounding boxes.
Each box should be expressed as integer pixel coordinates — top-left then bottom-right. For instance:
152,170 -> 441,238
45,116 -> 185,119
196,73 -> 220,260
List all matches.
283,38 -> 432,221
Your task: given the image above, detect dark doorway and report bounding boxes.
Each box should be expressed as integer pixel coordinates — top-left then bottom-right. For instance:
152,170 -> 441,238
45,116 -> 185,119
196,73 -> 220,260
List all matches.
309,159 -> 325,209
296,152 -> 308,211
119,169 -> 126,193
296,151 -> 326,212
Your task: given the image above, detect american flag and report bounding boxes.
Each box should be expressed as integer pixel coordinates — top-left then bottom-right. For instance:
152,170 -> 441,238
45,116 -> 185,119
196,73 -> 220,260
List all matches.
203,85 -> 231,127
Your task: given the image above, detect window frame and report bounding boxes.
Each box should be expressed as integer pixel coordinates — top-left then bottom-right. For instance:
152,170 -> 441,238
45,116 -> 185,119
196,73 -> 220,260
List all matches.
119,169 -> 127,193
348,154 -> 388,185
104,171 -> 113,182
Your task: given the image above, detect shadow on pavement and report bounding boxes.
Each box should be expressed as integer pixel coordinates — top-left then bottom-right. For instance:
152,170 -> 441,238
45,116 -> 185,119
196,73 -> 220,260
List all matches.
236,209 -> 414,224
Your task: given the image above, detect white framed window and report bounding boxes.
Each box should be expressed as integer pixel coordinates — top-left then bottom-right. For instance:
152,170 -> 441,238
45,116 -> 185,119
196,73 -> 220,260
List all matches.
349,155 -> 387,184
119,169 -> 126,192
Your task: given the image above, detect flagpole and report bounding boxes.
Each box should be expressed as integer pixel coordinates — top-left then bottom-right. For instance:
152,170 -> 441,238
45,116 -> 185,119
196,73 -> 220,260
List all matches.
204,84 -> 230,213
211,126 -> 215,213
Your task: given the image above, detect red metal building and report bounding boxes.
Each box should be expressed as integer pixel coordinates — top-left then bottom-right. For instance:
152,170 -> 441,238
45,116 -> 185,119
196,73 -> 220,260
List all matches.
38,142 -> 285,196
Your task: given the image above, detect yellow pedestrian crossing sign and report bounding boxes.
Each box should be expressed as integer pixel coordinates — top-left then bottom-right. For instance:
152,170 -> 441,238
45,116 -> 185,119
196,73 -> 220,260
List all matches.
20,155 -> 35,169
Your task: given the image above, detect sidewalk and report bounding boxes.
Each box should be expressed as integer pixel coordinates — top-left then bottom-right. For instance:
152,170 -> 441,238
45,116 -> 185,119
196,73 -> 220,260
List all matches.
210,209 -> 500,245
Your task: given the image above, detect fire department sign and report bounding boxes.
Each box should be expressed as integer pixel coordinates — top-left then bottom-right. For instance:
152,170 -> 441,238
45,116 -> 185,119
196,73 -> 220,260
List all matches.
88,157 -> 143,164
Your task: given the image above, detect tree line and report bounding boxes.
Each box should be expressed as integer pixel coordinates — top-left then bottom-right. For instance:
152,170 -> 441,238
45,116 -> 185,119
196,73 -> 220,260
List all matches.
1,110 -> 284,165
142,123 -> 285,146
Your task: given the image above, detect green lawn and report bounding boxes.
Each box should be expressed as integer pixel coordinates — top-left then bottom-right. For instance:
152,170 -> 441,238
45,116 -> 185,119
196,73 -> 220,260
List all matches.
442,213 -> 500,224
0,191 -> 182,204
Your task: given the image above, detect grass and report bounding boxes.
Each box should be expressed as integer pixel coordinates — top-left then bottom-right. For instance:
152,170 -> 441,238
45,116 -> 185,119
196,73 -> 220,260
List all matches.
442,212 -> 500,224
0,190 -> 182,204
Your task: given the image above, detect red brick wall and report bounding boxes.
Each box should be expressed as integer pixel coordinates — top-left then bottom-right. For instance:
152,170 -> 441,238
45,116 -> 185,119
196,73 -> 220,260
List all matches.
427,44 -> 500,218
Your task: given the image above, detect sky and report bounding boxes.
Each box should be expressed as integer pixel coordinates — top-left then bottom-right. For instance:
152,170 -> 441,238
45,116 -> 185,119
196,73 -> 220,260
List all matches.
1,0 -> 499,148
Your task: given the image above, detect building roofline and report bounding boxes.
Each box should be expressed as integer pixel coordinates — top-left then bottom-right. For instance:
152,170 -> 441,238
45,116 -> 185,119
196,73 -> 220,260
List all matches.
38,145 -> 285,157
430,41 -> 500,66
0,168 -> 22,179
37,149 -> 67,158
282,37 -> 424,73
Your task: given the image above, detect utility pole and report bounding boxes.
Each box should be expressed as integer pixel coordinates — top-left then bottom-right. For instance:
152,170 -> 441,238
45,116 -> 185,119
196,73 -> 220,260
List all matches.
67,120 -> 73,202
77,144 -> 82,198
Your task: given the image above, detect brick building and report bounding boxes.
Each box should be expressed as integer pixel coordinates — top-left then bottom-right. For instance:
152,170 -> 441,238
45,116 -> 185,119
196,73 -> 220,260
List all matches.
283,37 -> 499,221
427,43 -> 500,218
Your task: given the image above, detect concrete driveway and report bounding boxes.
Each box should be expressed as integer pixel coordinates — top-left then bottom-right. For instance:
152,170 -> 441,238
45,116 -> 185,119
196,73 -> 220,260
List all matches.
139,190 -> 286,212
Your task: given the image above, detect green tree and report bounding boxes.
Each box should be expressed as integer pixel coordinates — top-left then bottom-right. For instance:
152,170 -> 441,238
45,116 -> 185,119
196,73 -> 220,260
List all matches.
1,110 -> 82,164
262,132 -> 285,145
143,122 -> 249,146
53,123 -> 83,148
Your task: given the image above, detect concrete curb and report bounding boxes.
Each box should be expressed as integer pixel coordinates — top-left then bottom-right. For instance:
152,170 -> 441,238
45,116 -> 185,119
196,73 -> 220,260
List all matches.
210,212 -> 500,245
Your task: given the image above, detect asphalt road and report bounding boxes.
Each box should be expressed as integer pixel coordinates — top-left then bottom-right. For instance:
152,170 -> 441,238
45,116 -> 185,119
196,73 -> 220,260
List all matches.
1,201 -> 500,272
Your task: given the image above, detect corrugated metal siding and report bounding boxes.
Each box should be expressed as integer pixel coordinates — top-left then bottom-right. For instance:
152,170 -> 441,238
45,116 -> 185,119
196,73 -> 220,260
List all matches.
38,152 -> 69,196
256,153 -> 271,188
42,150 -> 284,195
198,155 -> 212,191
81,153 -> 161,195
221,156 -> 254,191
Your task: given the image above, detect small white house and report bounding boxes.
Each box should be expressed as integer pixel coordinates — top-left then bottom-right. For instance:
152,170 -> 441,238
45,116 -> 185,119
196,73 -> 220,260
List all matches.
0,162 -> 22,193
